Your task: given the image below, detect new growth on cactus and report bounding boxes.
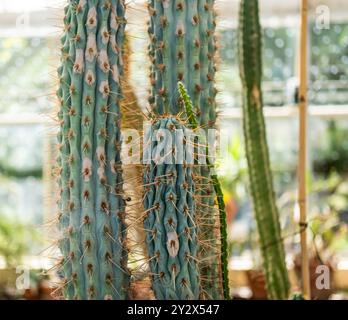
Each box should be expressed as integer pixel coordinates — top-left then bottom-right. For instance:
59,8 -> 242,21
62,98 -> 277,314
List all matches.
238,0 -> 290,299
147,0 -> 224,299
142,116 -> 200,300
56,0 -> 129,299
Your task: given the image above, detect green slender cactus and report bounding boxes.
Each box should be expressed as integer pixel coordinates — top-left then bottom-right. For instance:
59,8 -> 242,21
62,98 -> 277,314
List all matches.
238,0 -> 290,299
143,116 -> 200,299
56,0 -> 129,300
147,0 -> 223,300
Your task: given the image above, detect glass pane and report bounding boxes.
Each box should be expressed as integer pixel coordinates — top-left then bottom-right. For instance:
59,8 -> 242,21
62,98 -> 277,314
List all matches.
0,37 -> 51,114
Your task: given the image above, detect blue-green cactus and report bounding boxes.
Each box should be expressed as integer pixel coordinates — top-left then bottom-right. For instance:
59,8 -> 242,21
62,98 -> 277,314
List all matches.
56,0 -> 129,300
143,116 -> 200,300
147,0 -> 217,124
147,0 -> 223,299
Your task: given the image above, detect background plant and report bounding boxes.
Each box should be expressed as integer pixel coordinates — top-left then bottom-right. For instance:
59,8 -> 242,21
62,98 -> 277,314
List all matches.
0,215 -> 39,268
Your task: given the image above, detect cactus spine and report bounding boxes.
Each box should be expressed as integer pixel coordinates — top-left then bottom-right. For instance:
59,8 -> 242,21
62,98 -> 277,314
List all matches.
143,117 -> 200,299
147,0 -> 224,299
238,0 -> 290,299
56,0 -> 129,299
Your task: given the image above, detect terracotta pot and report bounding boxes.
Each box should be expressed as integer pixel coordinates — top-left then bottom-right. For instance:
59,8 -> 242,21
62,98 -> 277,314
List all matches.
294,255 -> 334,300
246,270 -> 268,300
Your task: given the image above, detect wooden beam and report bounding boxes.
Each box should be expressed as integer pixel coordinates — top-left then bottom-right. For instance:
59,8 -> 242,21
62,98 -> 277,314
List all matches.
298,0 -> 311,300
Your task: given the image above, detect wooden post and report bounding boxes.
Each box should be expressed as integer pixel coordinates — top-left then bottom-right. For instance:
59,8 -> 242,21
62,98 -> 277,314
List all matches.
42,126 -> 53,226
298,0 -> 311,300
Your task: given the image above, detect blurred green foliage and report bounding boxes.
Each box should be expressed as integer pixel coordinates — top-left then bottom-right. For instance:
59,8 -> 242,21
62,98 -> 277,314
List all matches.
313,121 -> 348,176
0,215 -> 39,268
0,37 -> 51,114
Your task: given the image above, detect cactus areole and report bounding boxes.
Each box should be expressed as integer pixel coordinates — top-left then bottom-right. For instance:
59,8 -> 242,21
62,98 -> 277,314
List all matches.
56,0 -> 129,300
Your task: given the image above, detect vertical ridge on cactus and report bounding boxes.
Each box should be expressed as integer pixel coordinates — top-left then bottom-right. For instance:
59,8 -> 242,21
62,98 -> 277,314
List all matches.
147,0 -> 224,300
142,116 -> 200,300
238,0 -> 290,300
56,0 -> 129,300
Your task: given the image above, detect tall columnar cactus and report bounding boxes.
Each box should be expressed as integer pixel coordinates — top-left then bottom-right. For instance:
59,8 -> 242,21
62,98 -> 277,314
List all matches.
147,0 -> 224,299
143,116 -> 200,299
56,0 -> 129,299
238,0 -> 290,299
